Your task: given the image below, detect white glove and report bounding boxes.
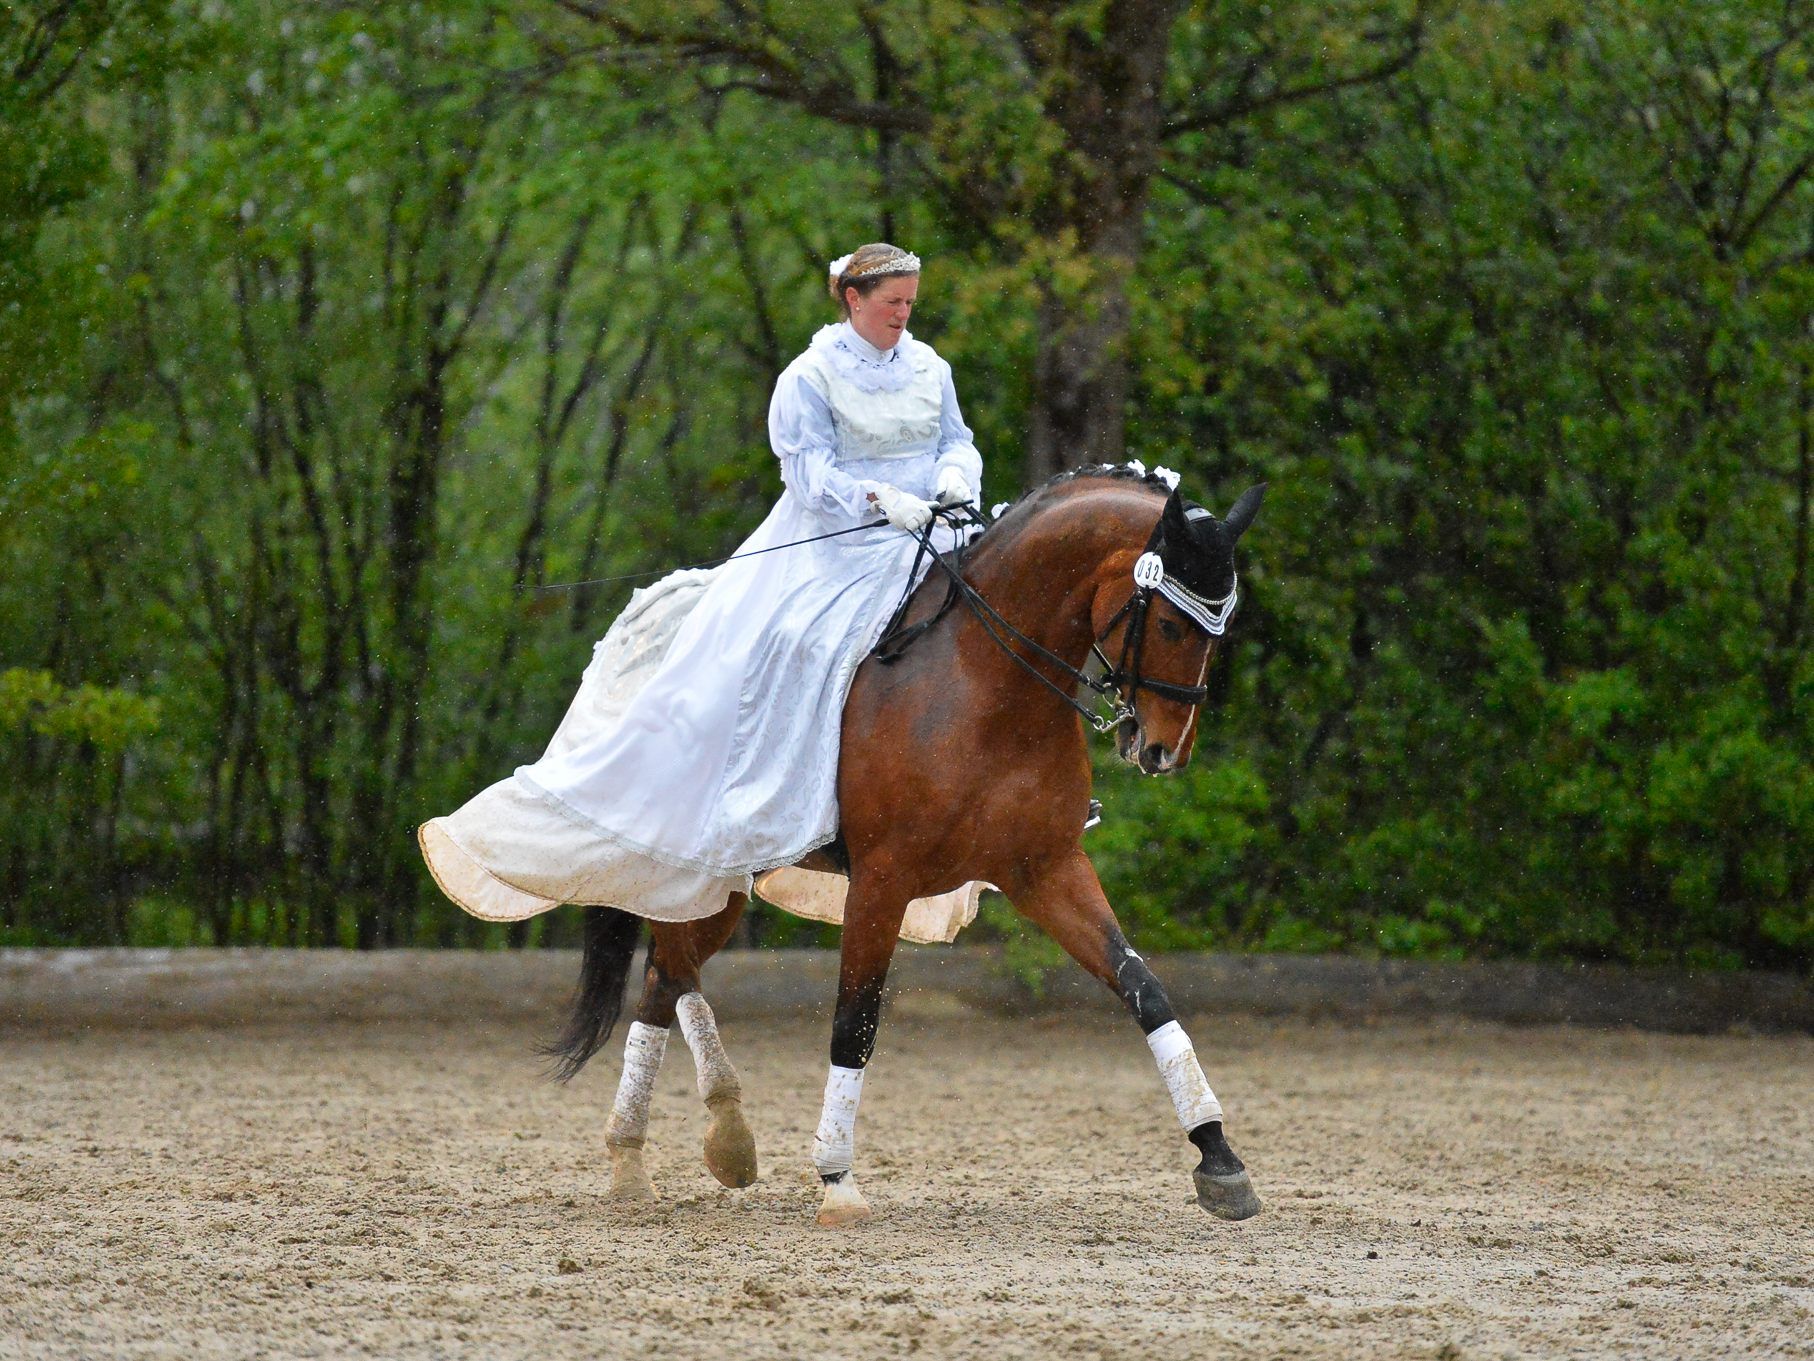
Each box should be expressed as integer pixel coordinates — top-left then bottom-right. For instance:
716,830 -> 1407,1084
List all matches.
872,483 -> 935,532
933,466 -> 974,508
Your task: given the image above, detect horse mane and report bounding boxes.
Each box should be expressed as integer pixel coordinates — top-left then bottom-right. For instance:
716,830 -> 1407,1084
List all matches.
964,461 -> 1237,605
975,462 -> 1176,544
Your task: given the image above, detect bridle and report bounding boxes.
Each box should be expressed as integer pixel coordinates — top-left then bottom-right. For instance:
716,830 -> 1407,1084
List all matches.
1083,510 -> 1237,728
875,504 -> 1236,734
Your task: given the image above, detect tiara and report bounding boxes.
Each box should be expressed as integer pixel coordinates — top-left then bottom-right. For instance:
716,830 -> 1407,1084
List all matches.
829,251 -> 922,280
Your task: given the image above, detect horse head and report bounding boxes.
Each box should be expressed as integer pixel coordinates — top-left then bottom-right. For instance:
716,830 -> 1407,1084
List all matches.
1106,482 -> 1265,775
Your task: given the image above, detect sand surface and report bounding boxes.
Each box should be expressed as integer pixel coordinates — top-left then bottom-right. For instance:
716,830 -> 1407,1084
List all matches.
2,1002 -> 1810,1359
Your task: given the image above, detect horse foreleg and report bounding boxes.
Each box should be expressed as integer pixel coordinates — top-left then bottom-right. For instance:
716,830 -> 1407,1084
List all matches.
1012,850 -> 1261,1221
811,872 -> 910,1228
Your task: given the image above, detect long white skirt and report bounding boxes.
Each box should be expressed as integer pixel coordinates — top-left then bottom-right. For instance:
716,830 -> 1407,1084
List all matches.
418,489 -> 989,945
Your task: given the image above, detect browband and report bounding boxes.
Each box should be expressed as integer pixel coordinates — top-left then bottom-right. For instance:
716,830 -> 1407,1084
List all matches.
1157,573 -> 1238,636
1131,551 -> 1238,636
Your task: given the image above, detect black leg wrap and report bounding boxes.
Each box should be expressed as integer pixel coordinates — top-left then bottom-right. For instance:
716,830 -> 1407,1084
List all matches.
1105,928 -> 1177,1034
829,976 -> 887,1070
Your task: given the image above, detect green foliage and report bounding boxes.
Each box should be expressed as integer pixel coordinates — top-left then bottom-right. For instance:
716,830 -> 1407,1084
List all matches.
0,669 -> 161,751
1108,0 -> 1814,969
1,0 -> 1810,970
972,894 -> 1069,992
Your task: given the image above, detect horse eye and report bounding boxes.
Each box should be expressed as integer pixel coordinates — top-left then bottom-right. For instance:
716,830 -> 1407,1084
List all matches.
1158,619 -> 1183,643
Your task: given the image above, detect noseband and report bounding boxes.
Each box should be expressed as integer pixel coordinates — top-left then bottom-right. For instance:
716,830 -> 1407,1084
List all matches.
875,505 -> 1234,734
1087,517 -> 1237,720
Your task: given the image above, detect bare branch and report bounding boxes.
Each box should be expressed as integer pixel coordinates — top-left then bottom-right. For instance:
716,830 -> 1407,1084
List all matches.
552,0 -> 930,132
445,202 -> 520,360
1161,13 -> 1425,140
1732,150 -> 1814,251
10,0 -> 113,102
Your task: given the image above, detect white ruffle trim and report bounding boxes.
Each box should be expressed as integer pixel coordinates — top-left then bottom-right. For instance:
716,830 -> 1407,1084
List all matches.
809,323 -> 927,394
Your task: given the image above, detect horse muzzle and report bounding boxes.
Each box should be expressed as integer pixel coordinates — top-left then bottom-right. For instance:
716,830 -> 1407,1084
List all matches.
1116,717 -> 1180,775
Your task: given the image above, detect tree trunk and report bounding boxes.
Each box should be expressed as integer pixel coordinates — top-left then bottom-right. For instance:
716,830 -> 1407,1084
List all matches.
1025,239 -> 1138,482
1019,0 -> 1181,483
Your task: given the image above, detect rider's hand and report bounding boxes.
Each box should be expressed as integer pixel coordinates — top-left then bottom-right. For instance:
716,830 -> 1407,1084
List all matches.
933,466 -> 973,508
872,484 -> 935,532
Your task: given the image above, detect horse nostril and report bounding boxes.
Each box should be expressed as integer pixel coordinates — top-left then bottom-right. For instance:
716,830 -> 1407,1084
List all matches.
1142,742 -> 1170,772
1116,718 -> 1139,755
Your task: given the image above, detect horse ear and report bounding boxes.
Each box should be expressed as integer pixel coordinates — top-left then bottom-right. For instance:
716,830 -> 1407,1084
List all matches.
1222,483 -> 1267,542
1159,487 -> 1192,543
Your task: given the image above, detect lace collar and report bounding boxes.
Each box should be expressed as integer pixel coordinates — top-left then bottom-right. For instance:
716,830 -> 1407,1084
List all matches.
809,322 -> 924,394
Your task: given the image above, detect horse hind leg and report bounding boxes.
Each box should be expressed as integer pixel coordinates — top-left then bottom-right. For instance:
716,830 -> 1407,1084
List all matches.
677,991 -> 759,1188
535,907 -> 657,1200
604,954 -> 674,1202
604,1021 -> 664,1202
647,895 -> 758,1190
598,895 -> 753,1199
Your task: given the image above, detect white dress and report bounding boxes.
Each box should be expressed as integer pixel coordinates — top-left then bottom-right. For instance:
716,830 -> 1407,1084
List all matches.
418,322 -> 991,943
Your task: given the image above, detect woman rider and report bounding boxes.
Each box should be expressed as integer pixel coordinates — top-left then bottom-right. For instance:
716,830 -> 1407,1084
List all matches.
418,243 -> 983,934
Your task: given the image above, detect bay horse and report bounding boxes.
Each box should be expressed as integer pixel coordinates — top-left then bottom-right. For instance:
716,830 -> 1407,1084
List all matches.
540,465 -> 1266,1228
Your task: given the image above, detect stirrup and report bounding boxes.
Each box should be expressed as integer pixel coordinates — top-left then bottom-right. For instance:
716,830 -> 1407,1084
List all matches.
1084,798 -> 1103,831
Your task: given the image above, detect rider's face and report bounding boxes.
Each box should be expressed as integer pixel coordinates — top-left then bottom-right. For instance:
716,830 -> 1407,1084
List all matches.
845,275 -> 918,352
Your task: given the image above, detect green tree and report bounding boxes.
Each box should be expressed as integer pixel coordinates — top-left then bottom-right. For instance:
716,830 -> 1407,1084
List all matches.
536,0 -> 1425,482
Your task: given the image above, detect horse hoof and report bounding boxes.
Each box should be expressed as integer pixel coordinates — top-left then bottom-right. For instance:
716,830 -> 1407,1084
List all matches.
1194,1167 -> 1261,1221
703,1097 -> 759,1188
608,1144 -> 656,1202
814,1173 -> 871,1228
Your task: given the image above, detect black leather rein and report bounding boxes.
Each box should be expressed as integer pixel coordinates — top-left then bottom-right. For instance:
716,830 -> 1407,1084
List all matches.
874,504 -> 1211,733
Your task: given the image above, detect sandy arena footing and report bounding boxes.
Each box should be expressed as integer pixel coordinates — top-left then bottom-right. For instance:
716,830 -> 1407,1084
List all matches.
2,993 -> 1810,1359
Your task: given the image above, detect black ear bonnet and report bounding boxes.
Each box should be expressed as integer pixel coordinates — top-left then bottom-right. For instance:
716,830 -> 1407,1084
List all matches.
1154,491 -> 1237,600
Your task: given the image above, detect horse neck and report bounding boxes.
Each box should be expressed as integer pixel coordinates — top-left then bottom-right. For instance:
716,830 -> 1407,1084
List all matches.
962,484 -> 1161,668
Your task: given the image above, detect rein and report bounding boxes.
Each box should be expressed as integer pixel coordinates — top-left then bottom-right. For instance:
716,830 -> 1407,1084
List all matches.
876,505 -> 1213,734
522,520 -> 891,593
530,495 -> 1223,735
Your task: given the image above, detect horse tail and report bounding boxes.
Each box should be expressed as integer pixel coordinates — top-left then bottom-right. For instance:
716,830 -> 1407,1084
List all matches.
538,907 -> 644,1083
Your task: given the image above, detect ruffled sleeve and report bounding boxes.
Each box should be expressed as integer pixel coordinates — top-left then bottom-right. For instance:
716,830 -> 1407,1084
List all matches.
932,358 -> 983,500
768,360 -> 878,525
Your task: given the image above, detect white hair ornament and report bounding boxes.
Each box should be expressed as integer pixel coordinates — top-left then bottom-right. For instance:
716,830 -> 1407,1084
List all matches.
827,253 -> 854,279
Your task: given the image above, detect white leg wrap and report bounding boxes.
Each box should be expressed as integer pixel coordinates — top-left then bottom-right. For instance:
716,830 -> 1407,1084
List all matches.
606,1021 -> 668,1148
675,992 -> 741,1105
1146,1021 -> 1224,1130
810,1064 -> 866,1178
